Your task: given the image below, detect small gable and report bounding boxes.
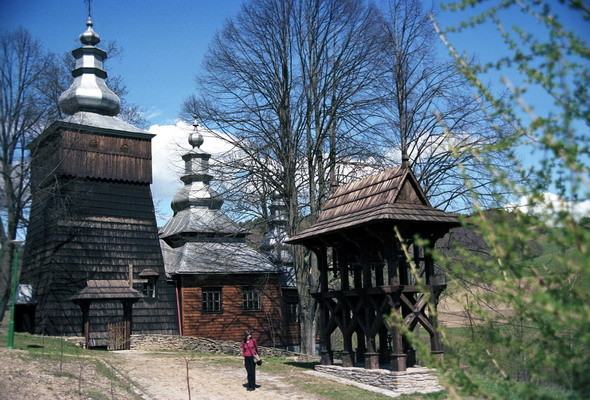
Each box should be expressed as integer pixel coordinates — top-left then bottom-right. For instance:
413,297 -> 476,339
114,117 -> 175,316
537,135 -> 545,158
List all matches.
395,174 -> 429,206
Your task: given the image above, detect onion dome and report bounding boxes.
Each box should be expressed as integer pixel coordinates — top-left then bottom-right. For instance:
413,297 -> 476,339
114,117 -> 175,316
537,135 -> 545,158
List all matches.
170,118 -> 224,213
58,16 -> 121,116
159,117 -> 247,239
159,119 -> 277,277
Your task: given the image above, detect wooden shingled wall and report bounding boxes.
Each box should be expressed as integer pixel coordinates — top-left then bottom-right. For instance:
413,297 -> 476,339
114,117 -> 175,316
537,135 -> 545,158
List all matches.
20,125 -> 178,340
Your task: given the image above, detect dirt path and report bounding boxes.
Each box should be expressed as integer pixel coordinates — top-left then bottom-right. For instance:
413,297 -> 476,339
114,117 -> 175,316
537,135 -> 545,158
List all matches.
106,350 -> 321,400
0,347 -> 322,400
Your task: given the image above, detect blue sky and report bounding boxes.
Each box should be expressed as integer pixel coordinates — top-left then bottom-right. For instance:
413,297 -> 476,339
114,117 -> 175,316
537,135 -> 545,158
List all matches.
1,0 -> 245,125
2,0 -> 588,223
5,1 -> 586,127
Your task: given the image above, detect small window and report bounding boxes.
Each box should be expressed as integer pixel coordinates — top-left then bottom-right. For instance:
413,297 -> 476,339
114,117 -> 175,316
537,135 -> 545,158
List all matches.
120,144 -> 129,153
139,269 -> 158,298
202,288 -> 222,313
143,277 -> 157,298
243,287 -> 261,311
89,139 -> 98,149
286,302 -> 299,323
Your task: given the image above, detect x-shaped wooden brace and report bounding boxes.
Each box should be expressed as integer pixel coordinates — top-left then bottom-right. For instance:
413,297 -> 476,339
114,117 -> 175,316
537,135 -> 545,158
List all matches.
400,292 -> 435,336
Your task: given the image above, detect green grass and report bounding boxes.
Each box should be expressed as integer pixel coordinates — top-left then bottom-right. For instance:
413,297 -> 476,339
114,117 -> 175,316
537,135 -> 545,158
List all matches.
2,332 -> 432,399
472,374 -> 579,400
0,331 -> 142,399
83,390 -> 108,400
0,331 -> 89,359
431,327 -> 581,400
264,360 -> 395,400
6,329 -> 578,399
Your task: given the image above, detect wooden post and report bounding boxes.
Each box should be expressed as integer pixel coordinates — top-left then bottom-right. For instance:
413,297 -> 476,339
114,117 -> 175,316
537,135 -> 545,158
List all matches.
356,328 -> 366,363
385,233 -> 399,286
363,296 -> 379,369
122,299 -> 133,350
425,244 -> 434,285
80,302 -> 90,349
315,248 -> 332,365
360,246 -> 372,288
375,261 -> 384,287
353,262 -> 362,289
342,330 -> 355,367
429,285 -> 444,364
397,239 -> 408,285
378,328 -> 389,364
390,301 -> 407,371
338,249 -> 349,291
364,336 -> 380,369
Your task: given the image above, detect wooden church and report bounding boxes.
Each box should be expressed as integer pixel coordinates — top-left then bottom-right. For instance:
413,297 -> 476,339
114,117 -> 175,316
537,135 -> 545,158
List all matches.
159,122 -> 300,348
287,156 -> 460,370
18,16 -> 178,345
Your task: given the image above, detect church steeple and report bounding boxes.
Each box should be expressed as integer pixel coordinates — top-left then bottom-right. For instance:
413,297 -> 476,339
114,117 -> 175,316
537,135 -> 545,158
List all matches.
159,117 -> 246,240
170,117 -> 224,214
58,14 -> 121,116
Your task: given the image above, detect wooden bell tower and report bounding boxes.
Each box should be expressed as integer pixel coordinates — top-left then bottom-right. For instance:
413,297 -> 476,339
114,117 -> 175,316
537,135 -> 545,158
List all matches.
287,164 -> 459,370
18,14 -> 178,340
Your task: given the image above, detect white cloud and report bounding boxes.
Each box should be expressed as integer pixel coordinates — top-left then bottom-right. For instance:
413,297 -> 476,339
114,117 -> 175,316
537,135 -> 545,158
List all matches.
149,121 -> 236,224
506,192 -> 590,222
143,107 -> 163,122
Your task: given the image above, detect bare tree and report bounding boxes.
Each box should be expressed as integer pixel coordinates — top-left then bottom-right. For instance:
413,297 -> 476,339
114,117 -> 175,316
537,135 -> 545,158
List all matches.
183,0 -> 381,354
0,28 -> 48,321
374,0 -> 515,212
0,29 -> 48,320
184,0 -> 309,349
294,0 -> 382,216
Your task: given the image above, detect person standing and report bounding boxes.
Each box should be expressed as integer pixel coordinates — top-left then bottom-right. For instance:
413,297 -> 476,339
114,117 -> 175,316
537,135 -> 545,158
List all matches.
241,331 -> 259,391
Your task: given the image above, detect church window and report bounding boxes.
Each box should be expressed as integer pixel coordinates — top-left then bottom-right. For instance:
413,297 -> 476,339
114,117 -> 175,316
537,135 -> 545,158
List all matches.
242,287 -> 260,311
202,287 -> 222,313
143,277 -> 157,298
286,302 -> 299,323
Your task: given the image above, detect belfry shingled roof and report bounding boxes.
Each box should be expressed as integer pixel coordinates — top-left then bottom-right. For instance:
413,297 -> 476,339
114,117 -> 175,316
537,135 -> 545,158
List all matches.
287,166 -> 460,244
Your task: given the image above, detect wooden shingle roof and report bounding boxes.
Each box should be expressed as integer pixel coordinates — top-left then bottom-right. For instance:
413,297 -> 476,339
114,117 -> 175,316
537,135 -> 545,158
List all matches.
287,166 -> 460,244
70,280 -> 143,302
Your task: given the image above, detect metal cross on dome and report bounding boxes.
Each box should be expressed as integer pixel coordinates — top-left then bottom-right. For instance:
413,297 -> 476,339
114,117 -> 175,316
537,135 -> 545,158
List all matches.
84,0 -> 93,18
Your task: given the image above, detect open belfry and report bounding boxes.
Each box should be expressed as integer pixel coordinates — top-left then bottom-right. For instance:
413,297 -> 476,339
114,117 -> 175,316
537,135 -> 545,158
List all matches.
18,15 -> 178,343
287,156 -> 460,371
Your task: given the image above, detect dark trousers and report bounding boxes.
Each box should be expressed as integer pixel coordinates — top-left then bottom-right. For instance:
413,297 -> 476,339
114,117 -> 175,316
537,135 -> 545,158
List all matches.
244,356 -> 256,388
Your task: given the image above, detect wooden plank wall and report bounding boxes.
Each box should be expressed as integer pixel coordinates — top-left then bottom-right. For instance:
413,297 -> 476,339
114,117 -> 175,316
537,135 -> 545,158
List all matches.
30,129 -> 153,185
180,274 -> 285,347
280,288 -> 301,347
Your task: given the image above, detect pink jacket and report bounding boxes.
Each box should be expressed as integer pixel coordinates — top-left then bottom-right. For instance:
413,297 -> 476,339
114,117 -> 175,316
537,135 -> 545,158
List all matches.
241,339 -> 259,357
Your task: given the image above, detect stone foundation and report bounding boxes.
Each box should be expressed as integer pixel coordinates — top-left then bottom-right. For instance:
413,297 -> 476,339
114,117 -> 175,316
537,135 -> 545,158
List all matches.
315,364 -> 443,396
130,334 -> 319,361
